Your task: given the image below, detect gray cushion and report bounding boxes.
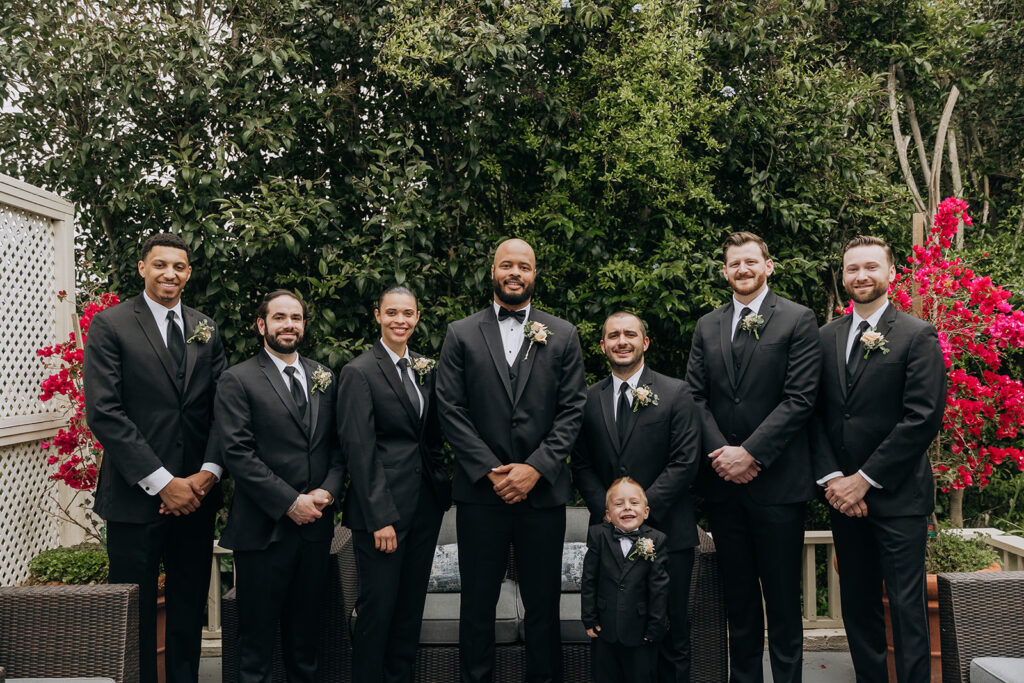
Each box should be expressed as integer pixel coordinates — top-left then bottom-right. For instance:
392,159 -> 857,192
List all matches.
436,507 -> 458,545
971,657 -> 1024,683
564,506 -> 591,543
427,543 -> 461,593
420,579 -> 520,645
561,542 -> 588,592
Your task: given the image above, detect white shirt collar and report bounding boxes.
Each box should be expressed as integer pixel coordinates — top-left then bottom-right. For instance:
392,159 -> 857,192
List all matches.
732,286 -> 769,318
852,299 -> 889,330
266,350 -> 305,382
493,301 -> 531,322
380,338 -> 411,366
612,364 -> 645,397
143,290 -> 184,329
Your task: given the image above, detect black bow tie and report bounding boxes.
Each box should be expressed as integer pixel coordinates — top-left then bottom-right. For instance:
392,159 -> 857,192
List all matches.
612,527 -> 640,541
497,307 -> 526,323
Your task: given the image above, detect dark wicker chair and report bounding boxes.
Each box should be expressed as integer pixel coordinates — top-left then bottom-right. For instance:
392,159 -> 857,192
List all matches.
0,583 -> 140,683
938,571 -> 1024,683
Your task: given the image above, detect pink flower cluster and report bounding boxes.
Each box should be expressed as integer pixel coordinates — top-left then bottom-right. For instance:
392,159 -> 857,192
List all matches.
36,292 -> 119,491
890,197 -> 1024,491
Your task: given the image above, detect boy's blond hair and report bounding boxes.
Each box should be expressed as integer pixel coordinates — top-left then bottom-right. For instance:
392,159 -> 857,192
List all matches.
605,476 -> 648,509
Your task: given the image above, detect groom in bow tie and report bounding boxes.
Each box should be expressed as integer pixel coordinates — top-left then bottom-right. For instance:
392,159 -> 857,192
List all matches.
436,238 -> 587,683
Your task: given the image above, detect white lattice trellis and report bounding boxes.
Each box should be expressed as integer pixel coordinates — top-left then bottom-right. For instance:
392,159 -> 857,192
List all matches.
0,440 -> 61,585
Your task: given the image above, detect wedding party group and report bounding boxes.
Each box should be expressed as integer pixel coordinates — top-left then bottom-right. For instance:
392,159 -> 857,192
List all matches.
81,229 -> 945,683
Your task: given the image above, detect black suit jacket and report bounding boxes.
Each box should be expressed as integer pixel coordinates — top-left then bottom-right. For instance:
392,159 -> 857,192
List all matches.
84,294 -> 227,522
436,306 -> 587,507
685,289 -> 822,504
581,522 -> 670,646
337,340 -> 451,532
572,367 -> 701,551
813,305 -> 946,517
215,350 -> 345,551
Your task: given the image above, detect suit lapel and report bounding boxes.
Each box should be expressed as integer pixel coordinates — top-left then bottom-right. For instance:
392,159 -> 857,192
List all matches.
375,341 -> 421,426
478,312 -> 514,404
718,305 -> 737,389
181,307 -> 200,393
411,350 -> 432,436
848,305 -> 897,393
598,378 -> 620,457
132,296 -> 179,393
300,355 -> 321,437
512,313 -> 543,406
258,350 -> 307,434
734,290 -> 777,385
619,366 -> 653,451
605,527 -> 626,570
834,315 -> 853,400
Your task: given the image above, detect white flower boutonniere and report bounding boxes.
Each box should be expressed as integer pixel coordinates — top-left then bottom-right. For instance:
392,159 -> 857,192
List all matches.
631,384 -> 659,413
186,319 -> 214,344
739,312 -> 765,339
311,366 -> 332,394
628,536 -> 657,562
411,357 -> 437,385
523,320 -> 551,361
859,327 -> 891,359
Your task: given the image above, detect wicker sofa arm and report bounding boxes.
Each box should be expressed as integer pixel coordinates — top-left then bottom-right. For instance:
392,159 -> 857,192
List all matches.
0,584 -> 139,683
938,571 -> 1024,683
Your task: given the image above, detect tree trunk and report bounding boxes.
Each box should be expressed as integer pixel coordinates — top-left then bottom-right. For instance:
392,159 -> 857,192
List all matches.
948,488 -> 965,528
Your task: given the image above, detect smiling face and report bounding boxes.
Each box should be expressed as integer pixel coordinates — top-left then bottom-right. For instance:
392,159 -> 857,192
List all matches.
600,313 -> 649,375
604,480 -> 650,533
138,245 -> 191,307
842,244 -> 894,306
723,241 -> 773,301
375,291 -> 420,352
257,294 -> 306,356
491,239 -> 536,308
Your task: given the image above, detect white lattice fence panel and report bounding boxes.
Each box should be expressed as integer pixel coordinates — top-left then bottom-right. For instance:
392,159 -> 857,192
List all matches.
0,204 -> 60,420
0,439 -> 60,585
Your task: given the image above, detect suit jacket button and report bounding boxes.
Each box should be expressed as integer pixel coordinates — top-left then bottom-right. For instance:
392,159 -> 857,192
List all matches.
415,468 -> 421,474
619,584 -> 625,591
734,397 -> 741,404
843,413 -> 851,419
619,467 -> 627,475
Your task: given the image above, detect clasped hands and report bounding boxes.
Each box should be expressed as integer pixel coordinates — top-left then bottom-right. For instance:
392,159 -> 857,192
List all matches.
287,488 -> 333,525
158,471 -> 217,516
488,463 -> 541,504
824,473 -> 871,517
708,445 -> 761,484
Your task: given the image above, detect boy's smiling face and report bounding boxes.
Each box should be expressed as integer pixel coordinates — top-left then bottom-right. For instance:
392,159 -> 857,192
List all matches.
604,480 -> 650,532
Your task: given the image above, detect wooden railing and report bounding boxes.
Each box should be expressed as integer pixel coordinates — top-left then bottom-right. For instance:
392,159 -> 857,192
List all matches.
201,528 -> 1024,638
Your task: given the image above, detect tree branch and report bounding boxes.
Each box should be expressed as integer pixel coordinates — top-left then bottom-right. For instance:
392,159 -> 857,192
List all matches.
888,65 -> 926,213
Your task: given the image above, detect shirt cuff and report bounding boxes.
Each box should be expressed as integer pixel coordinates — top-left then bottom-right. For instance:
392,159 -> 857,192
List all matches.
138,468 -> 173,496
201,463 -> 223,481
816,471 -> 843,487
859,469 -> 882,489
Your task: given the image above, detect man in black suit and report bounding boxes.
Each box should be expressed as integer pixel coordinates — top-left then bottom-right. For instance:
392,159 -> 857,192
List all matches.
84,232 -> 227,683
338,286 -> 452,682
685,231 -> 822,683
214,290 -> 345,683
572,311 -> 701,682
814,236 -> 946,683
436,238 -> 587,683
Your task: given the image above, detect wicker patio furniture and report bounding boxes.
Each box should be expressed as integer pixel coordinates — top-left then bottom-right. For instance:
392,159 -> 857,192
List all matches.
0,583 -> 140,683
938,570 -> 1024,683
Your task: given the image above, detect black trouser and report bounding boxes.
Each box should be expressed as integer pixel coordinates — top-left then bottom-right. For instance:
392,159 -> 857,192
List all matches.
233,532 -> 330,683
706,499 -> 806,683
351,485 -> 443,682
831,512 -> 929,683
457,502 -> 566,683
107,502 -> 215,683
658,548 -> 695,682
592,638 -> 658,683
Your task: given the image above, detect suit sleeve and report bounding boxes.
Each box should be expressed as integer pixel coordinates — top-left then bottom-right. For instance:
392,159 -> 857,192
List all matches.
741,308 -> 822,467
644,383 -> 701,517
685,318 -> 729,453
580,525 -> 601,630
436,323 -> 504,482
337,364 -> 400,530
860,325 -> 946,489
201,327 -> 229,469
644,534 -> 671,643
571,414 -> 609,521
424,378 -> 453,508
810,356 -> 842,481
83,313 -> 165,486
525,327 -> 587,485
317,371 -> 346,501
214,371 -> 299,519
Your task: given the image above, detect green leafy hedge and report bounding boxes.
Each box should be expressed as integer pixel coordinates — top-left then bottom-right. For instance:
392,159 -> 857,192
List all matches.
27,544 -> 109,585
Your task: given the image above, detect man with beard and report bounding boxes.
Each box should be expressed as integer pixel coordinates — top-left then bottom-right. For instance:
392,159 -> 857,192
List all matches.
214,290 -> 345,683
814,236 -> 945,682
572,311 -> 701,682
436,238 -> 587,683
685,232 -> 821,683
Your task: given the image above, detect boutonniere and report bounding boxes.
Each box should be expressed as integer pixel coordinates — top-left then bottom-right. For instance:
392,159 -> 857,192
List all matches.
631,384 -> 659,412
310,366 -> 332,394
628,536 -> 657,562
186,319 -> 214,344
738,312 -> 765,339
411,356 -> 437,384
859,327 -> 891,359
523,320 -> 551,360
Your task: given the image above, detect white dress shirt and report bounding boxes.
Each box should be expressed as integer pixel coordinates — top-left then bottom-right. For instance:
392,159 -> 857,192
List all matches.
380,339 -> 424,417
817,301 -> 889,490
618,535 -> 633,557
493,301 -> 530,366
730,287 -> 770,340
611,365 -> 645,421
137,292 -> 223,495
267,352 -> 308,395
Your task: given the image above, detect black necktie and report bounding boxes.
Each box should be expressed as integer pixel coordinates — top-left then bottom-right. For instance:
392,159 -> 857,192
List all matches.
396,358 -> 421,419
612,527 -> 640,541
846,320 -> 870,384
497,307 -> 526,324
166,311 -> 185,369
732,306 -> 753,371
617,382 -> 632,444
284,366 -> 307,417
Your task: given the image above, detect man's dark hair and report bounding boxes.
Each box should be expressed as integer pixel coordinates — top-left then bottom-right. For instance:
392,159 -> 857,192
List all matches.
253,290 -> 310,341
603,311 -> 648,338
722,231 -> 771,261
843,235 -> 894,266
377,285 -> 418,309
140,232 -> 191,262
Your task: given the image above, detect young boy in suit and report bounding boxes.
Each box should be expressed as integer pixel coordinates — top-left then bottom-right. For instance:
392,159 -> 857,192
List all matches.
581,477 -> 670,683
